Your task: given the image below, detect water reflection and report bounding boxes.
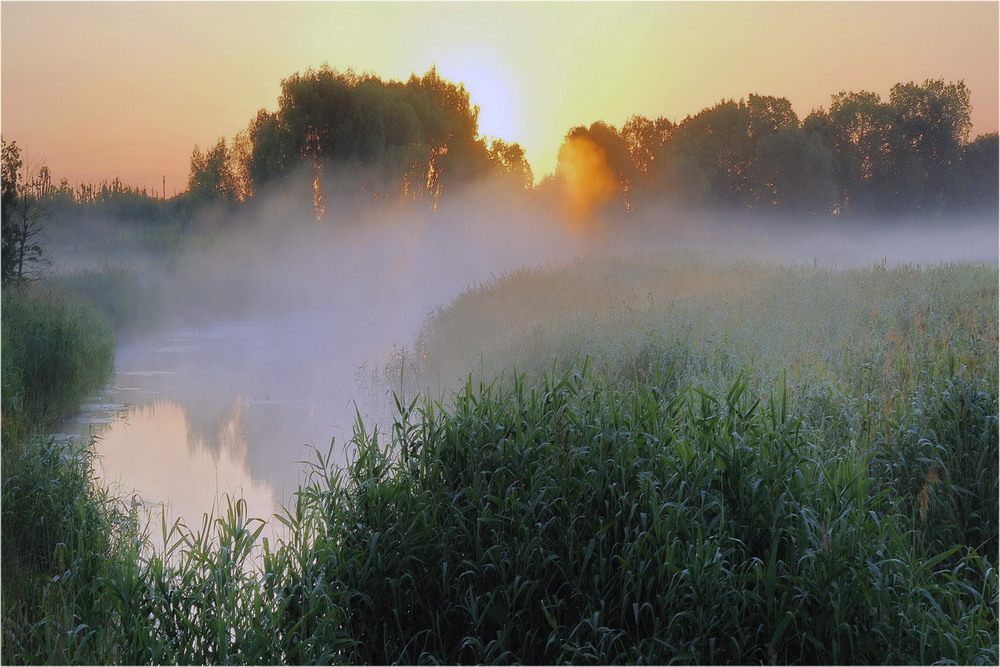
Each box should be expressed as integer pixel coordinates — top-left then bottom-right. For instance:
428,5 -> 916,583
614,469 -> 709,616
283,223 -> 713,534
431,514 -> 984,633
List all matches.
62,316 -> 391,555
96,398 -> 276,550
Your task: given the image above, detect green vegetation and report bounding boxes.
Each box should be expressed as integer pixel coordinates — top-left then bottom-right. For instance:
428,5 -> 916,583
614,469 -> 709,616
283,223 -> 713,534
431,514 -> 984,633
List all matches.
1,57 -> 996,666
1,287 -> 114,444
186,70 -> 996,219
45,264 -> 160,337
3,255 -> 996,664
1,280 -> 121,663
291,372 -> 996,664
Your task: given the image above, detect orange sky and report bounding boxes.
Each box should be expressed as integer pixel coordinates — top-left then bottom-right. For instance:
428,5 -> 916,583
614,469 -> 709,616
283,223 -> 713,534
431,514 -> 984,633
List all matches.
2,1 -> 997,195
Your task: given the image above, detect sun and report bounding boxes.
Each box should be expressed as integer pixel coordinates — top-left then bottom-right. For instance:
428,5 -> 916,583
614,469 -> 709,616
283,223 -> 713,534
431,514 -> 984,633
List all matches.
438,55 -> 519,141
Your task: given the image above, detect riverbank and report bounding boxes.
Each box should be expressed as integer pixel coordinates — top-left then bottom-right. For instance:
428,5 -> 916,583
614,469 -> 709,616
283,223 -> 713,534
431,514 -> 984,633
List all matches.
2,257 -> 996,664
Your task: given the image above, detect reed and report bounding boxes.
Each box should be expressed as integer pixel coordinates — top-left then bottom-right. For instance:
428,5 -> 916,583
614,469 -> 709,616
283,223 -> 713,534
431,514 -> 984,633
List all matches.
267,364 -> 997,664
2,257 -> 995,664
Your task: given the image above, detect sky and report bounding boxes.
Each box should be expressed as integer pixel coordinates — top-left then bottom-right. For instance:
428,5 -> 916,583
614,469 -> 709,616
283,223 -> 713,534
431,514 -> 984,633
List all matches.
2,1 -> 998,195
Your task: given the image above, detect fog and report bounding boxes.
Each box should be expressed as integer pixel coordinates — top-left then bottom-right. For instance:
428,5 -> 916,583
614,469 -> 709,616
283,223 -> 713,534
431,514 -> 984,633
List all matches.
50,175 -> 998,545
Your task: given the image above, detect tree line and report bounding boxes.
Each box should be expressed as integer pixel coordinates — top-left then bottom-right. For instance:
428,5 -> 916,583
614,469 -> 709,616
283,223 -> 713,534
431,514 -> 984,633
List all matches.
188,69 -> 994,218
545,80 -> 997,218
186,66 -> 532,215
3,70 -> 997,284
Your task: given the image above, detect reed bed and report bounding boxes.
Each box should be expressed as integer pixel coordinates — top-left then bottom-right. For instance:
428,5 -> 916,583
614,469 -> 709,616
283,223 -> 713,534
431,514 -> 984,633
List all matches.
2,256 -> 996,664
275,365 -> 997,664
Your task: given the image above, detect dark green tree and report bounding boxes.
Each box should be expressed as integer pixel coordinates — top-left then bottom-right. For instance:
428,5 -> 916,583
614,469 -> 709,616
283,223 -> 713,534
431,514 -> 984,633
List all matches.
188,138 -> 239,203
655,99 -> 759,210
1,138 -> 21,282
620,115 -> 675,176
2,139 -> 50,285
488,138 -> 534,191
889,79 -> 972,211
956,132 -> 999,211
232,66 -> 500,212
753,128 -> 837,215
246,109 -> 290,195
824,90 -> 901,214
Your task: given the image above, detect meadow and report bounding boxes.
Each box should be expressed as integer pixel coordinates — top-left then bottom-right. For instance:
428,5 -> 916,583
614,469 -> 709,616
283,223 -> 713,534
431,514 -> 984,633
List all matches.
2,253 -> 997,664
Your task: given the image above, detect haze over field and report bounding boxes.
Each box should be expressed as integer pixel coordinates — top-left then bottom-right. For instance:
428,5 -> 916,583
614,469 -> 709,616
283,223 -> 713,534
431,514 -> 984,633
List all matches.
2,1 -> 998,193
3,3 -> 999,664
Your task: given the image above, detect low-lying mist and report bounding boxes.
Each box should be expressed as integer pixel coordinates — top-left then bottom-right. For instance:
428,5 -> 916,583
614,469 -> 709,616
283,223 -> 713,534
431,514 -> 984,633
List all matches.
47,169 -> 999,429
45,170 -> 997,534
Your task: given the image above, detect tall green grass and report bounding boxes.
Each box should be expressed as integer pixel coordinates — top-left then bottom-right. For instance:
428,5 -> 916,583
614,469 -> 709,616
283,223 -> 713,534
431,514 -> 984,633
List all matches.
45,263 -> 160,336
2,257 -> 995,664
1,286 -> 114,446
274,367 -> 996,664
1,282 -> 120,664
404,258 -> 996,399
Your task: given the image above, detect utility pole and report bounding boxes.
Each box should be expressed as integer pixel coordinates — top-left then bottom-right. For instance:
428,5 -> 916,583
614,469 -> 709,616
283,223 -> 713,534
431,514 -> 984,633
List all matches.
162,175 -> 166,200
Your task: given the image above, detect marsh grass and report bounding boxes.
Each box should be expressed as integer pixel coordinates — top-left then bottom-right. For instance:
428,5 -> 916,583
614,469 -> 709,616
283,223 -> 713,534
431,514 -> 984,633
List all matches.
403,257 -> 996,400
2,257 -> 996,664
270,365 -> 996,665
1,285 -> 115,449
45,263 -> 160,336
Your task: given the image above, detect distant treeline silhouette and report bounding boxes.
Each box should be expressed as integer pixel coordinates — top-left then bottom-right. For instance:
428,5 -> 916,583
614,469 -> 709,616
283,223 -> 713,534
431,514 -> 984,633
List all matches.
188,66 -> 533,214
188,68 -> 994,218
558,81 -> 998,217
4,67 -> 997,228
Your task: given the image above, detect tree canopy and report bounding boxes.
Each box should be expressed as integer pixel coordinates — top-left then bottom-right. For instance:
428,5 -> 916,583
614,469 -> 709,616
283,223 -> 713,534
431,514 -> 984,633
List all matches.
188,66 -> 525,218
544,78 -> 992,219
19,72 -> 994,228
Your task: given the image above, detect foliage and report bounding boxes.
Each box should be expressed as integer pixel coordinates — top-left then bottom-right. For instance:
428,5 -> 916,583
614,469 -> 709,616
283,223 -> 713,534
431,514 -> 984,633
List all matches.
957,132 -> 1000,210
487,138 -> 534,191
1,256 -> 996,665
194,66 -> 505,213
1,286 -> 114,433
543,78 -> 992,219
279,366 -> 995,665
45,264 -> 159,336
188,138 -> 240,204
1,137 -> 51,285
0,281 -> 120,665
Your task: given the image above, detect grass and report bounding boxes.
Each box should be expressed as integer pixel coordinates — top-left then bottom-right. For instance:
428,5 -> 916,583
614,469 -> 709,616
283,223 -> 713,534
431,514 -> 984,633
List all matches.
1,254 -> 996,664
1,285 -> 115,447
1,281 -> 121,663
281,366 -> 997,664
45,263 -> 160,337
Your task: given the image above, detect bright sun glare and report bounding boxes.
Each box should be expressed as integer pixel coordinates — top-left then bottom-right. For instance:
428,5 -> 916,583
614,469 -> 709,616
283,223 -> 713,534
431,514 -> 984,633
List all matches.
439,58 -> 518,141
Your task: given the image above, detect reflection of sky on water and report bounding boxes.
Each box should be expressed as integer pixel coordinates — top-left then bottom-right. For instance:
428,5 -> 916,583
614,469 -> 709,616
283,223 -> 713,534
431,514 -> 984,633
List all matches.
61,316 -> 394,554
95,398 -> 276,551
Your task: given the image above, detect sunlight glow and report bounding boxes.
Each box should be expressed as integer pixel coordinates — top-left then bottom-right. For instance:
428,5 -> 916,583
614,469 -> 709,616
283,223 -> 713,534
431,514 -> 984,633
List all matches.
558,134 -> 617,226
439,56 -> 519,141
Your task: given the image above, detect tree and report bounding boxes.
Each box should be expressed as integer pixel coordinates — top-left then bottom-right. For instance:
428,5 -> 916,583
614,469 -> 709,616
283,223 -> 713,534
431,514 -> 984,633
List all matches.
620,115 -> 675,176
820,80 -> 973,216
1,138 -> 21,281
824,90 -> 905,214
753,128 -> 836,215
246,109 -> 290,194
956,132 -> 999,211
487,138 -> 533,191
2,139 -> 50,285
233,66 -> 497,212
188,138 -> 239,203
555,127 -> 619,221
889,79 -> 972,211
554,122 -> 636,219
655,99 -> 759,210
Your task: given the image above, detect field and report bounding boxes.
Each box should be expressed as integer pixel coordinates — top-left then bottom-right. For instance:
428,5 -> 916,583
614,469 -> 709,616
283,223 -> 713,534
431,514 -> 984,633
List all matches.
3,254 -> 997,664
